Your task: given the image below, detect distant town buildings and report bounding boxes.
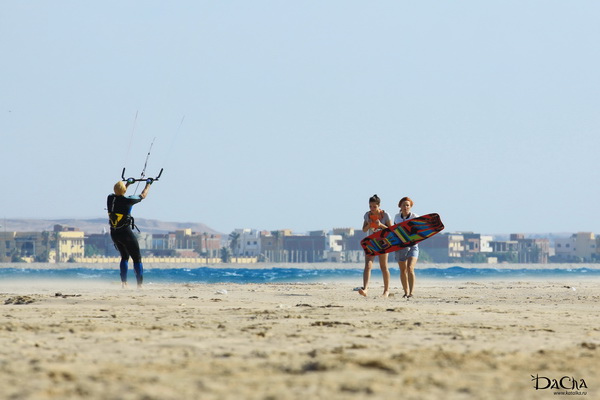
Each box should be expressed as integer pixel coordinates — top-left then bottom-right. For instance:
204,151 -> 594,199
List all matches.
420,233 -> 550,263
1,223 -> 600,264
87,229 -> 222,260
0,225 -> 84,263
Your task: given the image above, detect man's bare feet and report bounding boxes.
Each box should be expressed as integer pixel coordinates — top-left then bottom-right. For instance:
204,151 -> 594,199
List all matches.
137,284 -> 143,290
358,288 -> 368,297
382,291 -> 390,298
121,282 -> 128,289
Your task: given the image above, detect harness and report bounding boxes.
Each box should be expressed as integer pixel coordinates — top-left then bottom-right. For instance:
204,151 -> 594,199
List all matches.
109,213 -> 139,232
108,196 -> 140,232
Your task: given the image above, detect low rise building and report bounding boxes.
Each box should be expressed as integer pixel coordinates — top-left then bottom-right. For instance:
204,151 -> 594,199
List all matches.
335,227 -> 367,263
260,230 -> 292,262
554,236 -> 575,260
283,231 -> 327,263
511,235 -> 550,263
231,229 -> 261,257
574,232 -> 596,261
326,234 -> 344,261
3,231 -> 52,262
555,232 -> 596,262
85,233 -> 119,257
54,225 -> 85,262
419,233 -> 465,262
0,232 -> 17,262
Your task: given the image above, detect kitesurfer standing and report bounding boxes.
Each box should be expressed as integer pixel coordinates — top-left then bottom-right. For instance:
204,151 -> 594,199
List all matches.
107,178 -> 152,288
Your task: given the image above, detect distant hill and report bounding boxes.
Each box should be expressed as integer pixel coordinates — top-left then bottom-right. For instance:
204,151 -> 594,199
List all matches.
0,218 -> 222,235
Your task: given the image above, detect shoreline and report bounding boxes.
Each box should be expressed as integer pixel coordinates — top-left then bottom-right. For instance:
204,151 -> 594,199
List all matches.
1,261 -> 600,270
1,263 -> 599,288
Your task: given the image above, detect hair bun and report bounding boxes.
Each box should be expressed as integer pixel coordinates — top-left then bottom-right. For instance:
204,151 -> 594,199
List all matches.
368,194 -> 381,205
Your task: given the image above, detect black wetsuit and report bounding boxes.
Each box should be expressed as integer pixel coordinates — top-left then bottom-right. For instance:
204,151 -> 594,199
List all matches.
107,194 -> 144,285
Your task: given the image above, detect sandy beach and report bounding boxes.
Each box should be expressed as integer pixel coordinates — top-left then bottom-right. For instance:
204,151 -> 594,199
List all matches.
1,276 -> 598,400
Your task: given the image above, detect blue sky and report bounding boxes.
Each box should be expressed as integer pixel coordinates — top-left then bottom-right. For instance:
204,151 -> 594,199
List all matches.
1,1 -> 599,235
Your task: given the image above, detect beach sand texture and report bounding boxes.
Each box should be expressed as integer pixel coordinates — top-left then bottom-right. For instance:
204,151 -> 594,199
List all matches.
1,279 -> 598,400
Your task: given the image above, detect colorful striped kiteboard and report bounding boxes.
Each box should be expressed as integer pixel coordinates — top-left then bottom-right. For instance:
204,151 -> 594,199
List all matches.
361,213 -> 444,256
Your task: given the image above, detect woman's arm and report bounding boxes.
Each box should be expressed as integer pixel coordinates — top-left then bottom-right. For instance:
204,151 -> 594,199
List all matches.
379,212 -> 392,229
362,218 -> 370,232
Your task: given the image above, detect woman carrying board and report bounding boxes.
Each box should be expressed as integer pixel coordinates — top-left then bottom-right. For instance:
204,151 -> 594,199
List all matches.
394,197 -> 419,298
359,194 -> 392,298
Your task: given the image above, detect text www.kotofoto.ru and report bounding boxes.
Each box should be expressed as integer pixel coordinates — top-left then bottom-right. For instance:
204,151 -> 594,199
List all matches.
553,390 -> 587,396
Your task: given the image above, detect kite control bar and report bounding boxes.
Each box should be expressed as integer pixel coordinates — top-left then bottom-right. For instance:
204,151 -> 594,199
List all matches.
121,167 -> 163,184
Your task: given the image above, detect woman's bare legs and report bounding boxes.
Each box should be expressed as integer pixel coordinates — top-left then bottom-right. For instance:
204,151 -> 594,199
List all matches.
398,260 -> 408,297
359,254 -> 390,297
379,253 -> 390,298
359,256 -> 375,296
400,257 -> 418,297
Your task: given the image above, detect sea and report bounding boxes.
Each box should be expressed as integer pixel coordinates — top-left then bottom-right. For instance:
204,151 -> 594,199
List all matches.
0,264 -> 599,284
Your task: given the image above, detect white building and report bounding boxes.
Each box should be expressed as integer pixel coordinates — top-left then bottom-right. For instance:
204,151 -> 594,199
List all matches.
480,235 -> 494,253
325,234 -> 344,262
327,234 -> 343,253
232,228 -> 261,257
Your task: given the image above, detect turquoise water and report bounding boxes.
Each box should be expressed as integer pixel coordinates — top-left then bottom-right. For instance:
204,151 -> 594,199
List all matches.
0,266 -> 598,283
